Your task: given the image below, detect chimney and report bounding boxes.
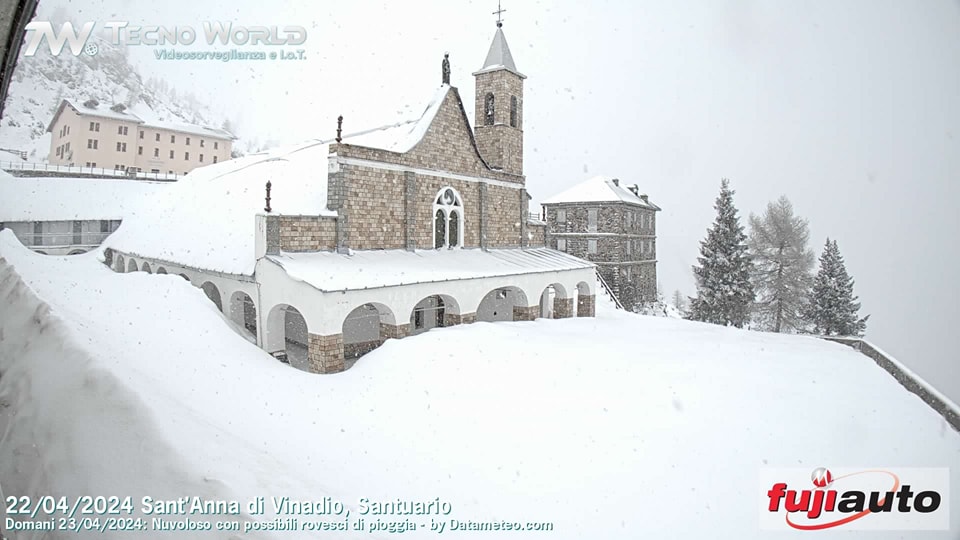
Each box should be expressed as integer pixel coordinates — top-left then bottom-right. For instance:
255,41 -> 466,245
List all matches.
611,178 -> 620,187
628,184 -> 639,196
640,194 -> 649,203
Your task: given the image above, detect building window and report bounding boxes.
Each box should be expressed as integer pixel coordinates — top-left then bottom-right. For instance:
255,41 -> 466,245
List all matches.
100,220 -> 110,233
56,146 -> 61,157
72,220 -> 82,244
588,239 -> 598,254
117,126 -> 123,135
648,240 -> 653,254
510,96 -> 518,127
199,154 -> 203,162
116,142 -> 121,151
155,133 -> 160,141
626,239 -> 632,256
213,156 -> 218,163
95,122 -> 100,132
214,141 -> 219,149
588,208 -> 598,232
138,146 -> 143,155
154,148 -> 159,157
170,135 -> 175,143
169,150 -> 174,158
139,130 -> 144,139
33,222 -> 42,246
432,187 -> 464,249
484,93 -> 495,125
556,209 -> 566,222
89,121 -> 95,131
150,168 -> 160,173
200,139 -> 205,147
186,137 -> 191,145
184,152 -> 189,160
87,139 -> 93,149
557,238 -> 566,251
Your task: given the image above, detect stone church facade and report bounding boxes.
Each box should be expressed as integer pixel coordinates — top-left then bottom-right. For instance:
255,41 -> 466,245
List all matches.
104,25 -> 596,375
542,176 -> 660,311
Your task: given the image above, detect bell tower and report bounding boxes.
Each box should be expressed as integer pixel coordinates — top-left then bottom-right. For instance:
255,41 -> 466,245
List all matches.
473,17 -> 525,177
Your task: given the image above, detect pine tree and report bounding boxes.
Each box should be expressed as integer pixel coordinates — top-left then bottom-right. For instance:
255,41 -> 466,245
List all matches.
671,289 -> 686,314
805,239 -> 869,336
748,196 -> 815,332
688,178 -> 754,327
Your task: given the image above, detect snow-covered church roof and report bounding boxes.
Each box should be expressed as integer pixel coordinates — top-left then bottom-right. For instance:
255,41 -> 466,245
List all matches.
104,84 -> 460,276
542,175 -> 660,210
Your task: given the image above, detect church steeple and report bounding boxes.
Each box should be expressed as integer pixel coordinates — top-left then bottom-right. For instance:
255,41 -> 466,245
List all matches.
472,18 -> 525,177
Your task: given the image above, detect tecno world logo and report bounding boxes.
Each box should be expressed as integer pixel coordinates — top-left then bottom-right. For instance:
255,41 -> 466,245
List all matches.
759,467 -> 950,531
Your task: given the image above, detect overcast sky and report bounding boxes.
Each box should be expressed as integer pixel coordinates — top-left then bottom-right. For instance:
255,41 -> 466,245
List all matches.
27,0 -> 960,402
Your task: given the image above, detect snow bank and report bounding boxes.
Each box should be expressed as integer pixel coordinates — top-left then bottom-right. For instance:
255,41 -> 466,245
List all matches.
104,142 -> 334,275
0,171 -> 170,221
1,231 -> 958,539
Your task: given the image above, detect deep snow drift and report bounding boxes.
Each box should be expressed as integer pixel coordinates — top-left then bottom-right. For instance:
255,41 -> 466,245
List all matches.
0,231 -> 957,539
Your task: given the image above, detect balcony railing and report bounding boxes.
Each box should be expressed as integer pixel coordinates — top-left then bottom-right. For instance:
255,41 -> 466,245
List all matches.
0,160 -> 180,181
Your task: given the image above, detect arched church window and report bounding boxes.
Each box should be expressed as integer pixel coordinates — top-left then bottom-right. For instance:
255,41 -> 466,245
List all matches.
484,93 -> 495,125
510,96 -> 518,128
432,187 -> 464,249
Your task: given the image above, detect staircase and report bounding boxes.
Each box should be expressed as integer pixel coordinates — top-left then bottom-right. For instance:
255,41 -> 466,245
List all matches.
595,270 -> 624,310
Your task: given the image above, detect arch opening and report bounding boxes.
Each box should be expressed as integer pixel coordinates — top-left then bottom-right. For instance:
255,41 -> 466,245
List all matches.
229,291 -> 258,343
266,304 -> 309,371
477,286 -> 529,322
342,303 -> 398,367
200,281 -> 223,312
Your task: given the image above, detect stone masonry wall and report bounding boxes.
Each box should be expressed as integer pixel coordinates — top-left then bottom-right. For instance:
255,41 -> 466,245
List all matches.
545,201 -> 658,308
474,70 -> 524,176
279,216 -> 337,252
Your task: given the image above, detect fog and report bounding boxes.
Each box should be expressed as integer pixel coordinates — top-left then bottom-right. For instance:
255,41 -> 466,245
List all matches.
26,0 -> 960,401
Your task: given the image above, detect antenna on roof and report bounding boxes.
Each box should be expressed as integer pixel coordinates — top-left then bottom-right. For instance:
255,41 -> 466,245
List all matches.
493,0 -> 506,28
335,115 -> 343,143
264,181 -> 272,213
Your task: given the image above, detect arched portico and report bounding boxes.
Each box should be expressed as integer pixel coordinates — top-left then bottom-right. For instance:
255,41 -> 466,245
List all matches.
477,286 -> 535,322
265,304 -> 310,371
142,261 -> 152,273
576,281 -> 595,317
229,291 -> 258,342
409,294 -> 461,335
127,258 -> 138,272
200,281 -> 223,312
539,283 -> 573,319
342,303 -> 402,366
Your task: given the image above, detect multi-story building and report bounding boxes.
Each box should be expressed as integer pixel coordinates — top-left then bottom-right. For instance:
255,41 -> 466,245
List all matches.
47,99 -> 234,175
542,176 -> 660,310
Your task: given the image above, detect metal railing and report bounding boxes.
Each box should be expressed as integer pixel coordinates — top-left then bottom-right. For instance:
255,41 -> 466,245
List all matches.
595,270 -> 624,310
0,160 -> 180,181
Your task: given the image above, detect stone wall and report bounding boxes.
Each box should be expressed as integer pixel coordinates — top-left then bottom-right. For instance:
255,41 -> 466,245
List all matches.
279,215 -> 337,252
474,69 -> 524,176
544,201 -> 658,309
526,221 -> 546,247
822,337 -> 960,432
330,85 -> 530,250
308,333 -> 344,374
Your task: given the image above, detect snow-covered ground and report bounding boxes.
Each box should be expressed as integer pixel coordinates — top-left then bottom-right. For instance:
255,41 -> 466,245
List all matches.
0,231 -> 957,539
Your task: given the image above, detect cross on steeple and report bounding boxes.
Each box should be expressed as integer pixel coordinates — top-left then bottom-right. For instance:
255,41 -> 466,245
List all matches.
493,0 -> 506,28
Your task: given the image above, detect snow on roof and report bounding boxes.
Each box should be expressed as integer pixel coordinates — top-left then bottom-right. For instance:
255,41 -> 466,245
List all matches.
58,99 -> 144,125
142,120 -> 234,141
105,142 -> 335,275
268,247 -> 594,292
542,175 -> 660,209
473,27 -> 525,79
340,85 -> 450,153
0,171 -> 170,221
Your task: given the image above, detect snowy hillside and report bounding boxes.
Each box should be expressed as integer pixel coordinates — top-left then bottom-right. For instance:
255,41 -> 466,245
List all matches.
0,232 -> 958,539
0,33 -> 235,161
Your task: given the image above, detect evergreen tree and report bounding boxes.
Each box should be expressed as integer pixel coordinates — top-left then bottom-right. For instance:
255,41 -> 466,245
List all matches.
671,289 -> 686,314
805,239 -> 869,336
748,196 -> 815,332
688,179 -> 754,327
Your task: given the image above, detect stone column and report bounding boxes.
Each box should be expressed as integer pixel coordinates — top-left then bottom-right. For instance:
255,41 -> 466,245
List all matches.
479,183 -> 489,250
554,297 -> 574,319
512,305 -> 539,321
577,295 -> 596,318
404,171 -> 416,251
308,333 -> 344,374
380,322 -> 410,340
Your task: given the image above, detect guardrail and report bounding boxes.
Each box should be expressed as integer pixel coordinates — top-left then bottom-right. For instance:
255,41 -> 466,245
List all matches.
595,270 -> 624,310
0,160 -> 180,181
821,336 -> 960,432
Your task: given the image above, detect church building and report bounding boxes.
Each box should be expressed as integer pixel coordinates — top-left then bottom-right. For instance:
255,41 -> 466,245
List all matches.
103,22 -> 597,374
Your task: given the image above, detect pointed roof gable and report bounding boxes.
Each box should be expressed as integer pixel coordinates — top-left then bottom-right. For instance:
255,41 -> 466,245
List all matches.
472,27 -> 526,79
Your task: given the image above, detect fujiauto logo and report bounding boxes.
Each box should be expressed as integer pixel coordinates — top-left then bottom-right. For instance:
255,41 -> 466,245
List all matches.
22,21 -> 307,57
760,467 -> 950,531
